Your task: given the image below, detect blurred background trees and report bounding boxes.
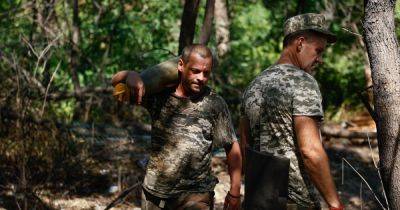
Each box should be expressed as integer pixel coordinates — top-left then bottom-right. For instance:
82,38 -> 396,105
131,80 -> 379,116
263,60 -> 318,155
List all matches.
3,0 -> 398,123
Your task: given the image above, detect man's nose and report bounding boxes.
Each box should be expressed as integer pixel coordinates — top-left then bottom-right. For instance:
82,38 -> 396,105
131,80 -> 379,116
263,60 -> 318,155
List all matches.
197,73 -> 205,82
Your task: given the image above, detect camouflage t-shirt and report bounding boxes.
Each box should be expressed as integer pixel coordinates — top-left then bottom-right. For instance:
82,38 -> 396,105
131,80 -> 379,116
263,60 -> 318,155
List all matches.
241,64 -> 323,207
142,86 -> 237,198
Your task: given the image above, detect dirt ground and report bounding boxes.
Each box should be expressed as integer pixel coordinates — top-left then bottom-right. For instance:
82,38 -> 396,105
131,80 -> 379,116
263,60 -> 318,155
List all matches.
0,113 -> 385,210
34,147 -> 383,210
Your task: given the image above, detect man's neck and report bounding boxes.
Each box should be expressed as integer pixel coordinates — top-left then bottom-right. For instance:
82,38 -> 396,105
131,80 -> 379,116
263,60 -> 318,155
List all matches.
174,83 -> 191,98
277,48 -> 301,69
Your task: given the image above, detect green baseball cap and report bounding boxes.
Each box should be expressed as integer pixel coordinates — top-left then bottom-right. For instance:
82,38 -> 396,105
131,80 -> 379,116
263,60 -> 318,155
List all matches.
284,13 -> 337,43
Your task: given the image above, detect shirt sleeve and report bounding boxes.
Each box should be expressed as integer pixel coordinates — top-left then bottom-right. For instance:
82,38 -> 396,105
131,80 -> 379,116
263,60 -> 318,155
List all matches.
292,75 -> 324,120
212,97 -> 238,148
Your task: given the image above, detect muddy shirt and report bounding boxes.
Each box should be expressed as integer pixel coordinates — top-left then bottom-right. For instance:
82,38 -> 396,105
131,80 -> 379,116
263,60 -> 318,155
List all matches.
142,86 -> 237,198
241,64 -> 323,207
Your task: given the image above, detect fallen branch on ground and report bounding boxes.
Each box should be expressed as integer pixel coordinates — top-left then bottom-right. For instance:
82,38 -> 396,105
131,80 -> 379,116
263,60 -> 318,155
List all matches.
321,125 -> 376,139
104,182 -> 142,210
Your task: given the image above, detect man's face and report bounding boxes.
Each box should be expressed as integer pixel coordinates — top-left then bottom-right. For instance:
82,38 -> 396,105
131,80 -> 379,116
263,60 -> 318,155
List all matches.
178,52 -> 212,95
298,35 -> 327,73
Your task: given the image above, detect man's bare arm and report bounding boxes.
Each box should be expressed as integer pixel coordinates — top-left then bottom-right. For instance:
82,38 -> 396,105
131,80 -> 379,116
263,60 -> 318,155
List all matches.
111,57 -> 179,103
224,141 -> 242,209
294,116 -> 342,209
239,116 -> 250,173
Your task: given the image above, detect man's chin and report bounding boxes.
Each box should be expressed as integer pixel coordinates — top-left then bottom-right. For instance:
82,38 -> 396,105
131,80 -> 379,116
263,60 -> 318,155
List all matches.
191,88 -> 201,93
190,86 -> 203,94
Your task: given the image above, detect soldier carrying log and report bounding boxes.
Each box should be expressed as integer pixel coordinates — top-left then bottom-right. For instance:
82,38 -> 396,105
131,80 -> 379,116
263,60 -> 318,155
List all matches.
112,44 -> 242,210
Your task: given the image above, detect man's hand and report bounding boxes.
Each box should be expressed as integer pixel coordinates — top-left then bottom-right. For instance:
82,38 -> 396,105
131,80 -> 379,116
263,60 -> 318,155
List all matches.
112,71 -> 145,104
125,71 -> 145,105
223,192 -> 241,210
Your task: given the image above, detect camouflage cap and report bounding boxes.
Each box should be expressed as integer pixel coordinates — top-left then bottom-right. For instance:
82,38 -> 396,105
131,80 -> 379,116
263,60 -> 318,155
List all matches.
284,13 -> 336,43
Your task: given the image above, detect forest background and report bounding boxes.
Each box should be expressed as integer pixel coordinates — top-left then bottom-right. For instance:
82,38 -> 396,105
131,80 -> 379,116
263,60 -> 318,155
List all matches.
1,0 -> 398,209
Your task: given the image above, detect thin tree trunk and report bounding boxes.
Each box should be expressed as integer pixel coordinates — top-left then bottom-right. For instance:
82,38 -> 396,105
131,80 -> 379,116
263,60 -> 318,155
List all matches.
70,0 -> 81,94
296,0 -> 306,14
363,0 -> 400,209
42,0 -> 56,86
70,0 -> 84,121
30,0 -> 38,43
199,0 -> 215,45
178,0 -> 201,54
214,0 -> 229,58
350,23 -> 373,105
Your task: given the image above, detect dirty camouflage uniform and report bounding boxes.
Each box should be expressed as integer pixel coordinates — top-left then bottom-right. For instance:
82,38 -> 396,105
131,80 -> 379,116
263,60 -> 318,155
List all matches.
241,63 -> 323,208
142,86 -> 237,198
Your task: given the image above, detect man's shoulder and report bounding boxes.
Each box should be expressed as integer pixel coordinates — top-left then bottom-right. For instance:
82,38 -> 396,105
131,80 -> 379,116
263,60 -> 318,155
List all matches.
201,87 -> 229,110
207,88 -> 225,101
242,64 -> 319,103
268,64 -> 312,79
261,64 -> 318,88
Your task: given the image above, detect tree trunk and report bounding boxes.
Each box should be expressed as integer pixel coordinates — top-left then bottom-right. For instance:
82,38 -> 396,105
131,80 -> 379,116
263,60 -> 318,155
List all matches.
296,0 -> 306,14
178,0 -> 201,54
199,0 -> 215,45
70,0 -> 81,94
363,0 -> 400,209
30,0 -> 38,43
214,0 -> 230,58
70,0 -> 84,121
350,23 -> 374,105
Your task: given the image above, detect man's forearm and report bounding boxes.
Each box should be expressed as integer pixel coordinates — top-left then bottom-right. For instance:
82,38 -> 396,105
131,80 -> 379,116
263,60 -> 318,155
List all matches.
111,70 -> 130,86
226,142 -> 242,195
239,117 -> 250,172
294,116 -> 341,208
302,149 -> 341,207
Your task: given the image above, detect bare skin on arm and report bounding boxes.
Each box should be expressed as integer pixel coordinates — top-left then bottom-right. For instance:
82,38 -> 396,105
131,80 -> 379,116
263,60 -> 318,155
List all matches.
294,116 -> 342,208
224,141 -> 242,210
239,116 -> 250,173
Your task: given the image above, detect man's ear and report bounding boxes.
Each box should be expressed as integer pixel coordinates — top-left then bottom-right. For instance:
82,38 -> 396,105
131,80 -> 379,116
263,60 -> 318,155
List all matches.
178,58 -> 184,73
296,37 -> 305,52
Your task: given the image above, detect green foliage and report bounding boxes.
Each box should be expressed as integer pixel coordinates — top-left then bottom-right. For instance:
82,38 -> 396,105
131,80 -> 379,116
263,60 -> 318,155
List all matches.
221,2 -> 280,89
2,0 -> 400,123
77,0 -> 182,85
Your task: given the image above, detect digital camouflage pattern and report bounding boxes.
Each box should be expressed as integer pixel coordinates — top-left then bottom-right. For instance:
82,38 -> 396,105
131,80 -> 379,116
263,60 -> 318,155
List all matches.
284,13 -> 336,43
142,86 -> 237,198
241,64 -> 323,207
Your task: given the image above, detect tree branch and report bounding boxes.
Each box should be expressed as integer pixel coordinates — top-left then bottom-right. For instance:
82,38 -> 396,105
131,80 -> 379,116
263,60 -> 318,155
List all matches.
178,0 -> 201,54
199,0 -> 215,45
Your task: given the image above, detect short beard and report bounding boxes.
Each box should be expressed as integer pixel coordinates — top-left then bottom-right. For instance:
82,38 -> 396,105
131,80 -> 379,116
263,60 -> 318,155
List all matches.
182,79 -> 201,96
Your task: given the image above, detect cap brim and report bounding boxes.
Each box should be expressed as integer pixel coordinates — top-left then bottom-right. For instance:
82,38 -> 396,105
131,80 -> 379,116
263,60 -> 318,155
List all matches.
285,28 -> 337,43
311,28 -> 337,43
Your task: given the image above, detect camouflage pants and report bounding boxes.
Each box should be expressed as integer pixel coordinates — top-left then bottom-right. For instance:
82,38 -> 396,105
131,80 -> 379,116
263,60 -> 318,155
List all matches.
141,189 -> 214,210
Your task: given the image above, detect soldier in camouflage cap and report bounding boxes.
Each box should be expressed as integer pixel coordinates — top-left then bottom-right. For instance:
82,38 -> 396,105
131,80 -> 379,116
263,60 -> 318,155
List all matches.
284,13 -> 337,43
240,13 -> 344,209
112,44 -> 242,210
